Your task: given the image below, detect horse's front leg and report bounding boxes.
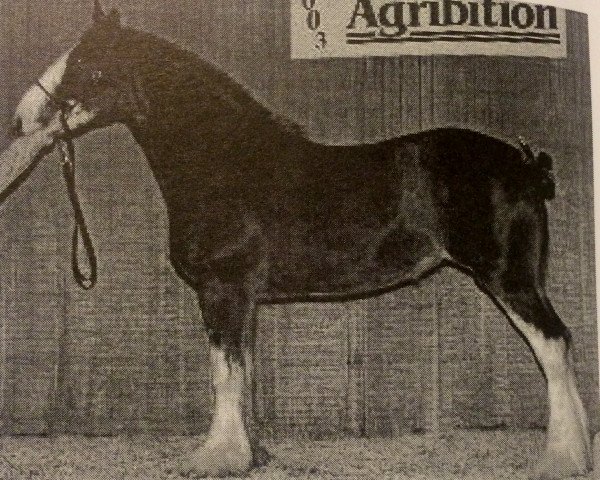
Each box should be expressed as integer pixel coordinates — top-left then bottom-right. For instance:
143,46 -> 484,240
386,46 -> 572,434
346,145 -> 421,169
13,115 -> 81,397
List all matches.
180,276 -> 260,477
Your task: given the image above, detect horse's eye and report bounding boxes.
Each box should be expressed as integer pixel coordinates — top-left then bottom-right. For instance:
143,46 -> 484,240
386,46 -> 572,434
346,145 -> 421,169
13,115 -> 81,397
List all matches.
92,70 -> 103,83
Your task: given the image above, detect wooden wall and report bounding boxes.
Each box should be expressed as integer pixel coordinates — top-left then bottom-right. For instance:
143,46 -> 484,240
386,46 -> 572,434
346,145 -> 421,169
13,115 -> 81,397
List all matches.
0,0 -> 597,437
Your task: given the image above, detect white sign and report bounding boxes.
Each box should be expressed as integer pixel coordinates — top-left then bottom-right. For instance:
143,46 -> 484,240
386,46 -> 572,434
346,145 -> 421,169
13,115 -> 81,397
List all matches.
291,0 -> 567,59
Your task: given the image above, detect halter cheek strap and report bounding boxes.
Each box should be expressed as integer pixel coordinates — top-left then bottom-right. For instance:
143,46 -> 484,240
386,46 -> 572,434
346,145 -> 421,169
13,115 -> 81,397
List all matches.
36,80 -> 98,290
35,80 -> 69,110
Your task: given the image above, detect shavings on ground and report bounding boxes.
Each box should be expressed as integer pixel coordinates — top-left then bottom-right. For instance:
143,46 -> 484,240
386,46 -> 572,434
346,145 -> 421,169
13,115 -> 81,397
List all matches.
0,431 -> 593,480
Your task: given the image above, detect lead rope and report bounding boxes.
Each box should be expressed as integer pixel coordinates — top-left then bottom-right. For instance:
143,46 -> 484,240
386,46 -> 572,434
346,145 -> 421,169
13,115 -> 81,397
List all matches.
35,80 -> 98,290
58,114 -> 98,290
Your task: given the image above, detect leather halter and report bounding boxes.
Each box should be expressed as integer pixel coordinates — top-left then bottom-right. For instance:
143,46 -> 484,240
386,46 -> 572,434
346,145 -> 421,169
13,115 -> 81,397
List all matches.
36,80 -> 98,290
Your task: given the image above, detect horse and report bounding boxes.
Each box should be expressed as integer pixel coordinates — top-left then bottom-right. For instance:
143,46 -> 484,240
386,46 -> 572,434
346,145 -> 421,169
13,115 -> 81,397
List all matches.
9,2 -> 592,478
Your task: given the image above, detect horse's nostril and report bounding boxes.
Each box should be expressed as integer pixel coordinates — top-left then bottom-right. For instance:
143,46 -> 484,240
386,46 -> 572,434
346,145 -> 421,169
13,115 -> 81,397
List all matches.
10,117 -> 23,137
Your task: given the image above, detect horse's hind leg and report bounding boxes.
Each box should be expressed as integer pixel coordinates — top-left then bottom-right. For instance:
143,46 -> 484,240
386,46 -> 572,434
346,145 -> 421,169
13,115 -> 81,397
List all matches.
468,204 -> 591,479
483,285 -> 592,478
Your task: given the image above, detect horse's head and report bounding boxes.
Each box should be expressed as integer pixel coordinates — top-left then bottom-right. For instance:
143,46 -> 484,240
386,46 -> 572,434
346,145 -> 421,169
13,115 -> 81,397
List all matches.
12,1 -> 139,138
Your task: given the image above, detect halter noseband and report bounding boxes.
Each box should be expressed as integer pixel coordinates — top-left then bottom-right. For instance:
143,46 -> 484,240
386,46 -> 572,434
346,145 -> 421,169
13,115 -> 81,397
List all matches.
36,80 -> 98,290
35,80 -> 69,110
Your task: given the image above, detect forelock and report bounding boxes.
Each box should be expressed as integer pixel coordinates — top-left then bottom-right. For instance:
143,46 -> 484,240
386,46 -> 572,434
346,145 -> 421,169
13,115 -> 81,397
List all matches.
74,23 -> 121,58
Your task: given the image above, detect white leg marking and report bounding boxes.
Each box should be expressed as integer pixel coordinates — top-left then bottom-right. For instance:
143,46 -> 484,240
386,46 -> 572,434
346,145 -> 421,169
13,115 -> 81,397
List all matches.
504,307 -> 592,478
14,49 -> 71,135
180,344 -> 252,476
206,345 -> 249,448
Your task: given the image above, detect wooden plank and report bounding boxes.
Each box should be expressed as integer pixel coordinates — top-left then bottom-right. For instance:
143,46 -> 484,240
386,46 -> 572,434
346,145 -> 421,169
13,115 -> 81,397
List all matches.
0,0 -> 595,437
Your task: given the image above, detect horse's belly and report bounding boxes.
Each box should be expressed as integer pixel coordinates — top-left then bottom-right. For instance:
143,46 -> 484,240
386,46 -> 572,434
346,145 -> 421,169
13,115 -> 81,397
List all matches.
262,220 -> 443,301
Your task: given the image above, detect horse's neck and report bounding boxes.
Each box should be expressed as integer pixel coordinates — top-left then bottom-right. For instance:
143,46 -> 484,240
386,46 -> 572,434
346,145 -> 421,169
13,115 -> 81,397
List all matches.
125,64 -> 262,204
120,36 -> 305,206
130,44 -> 270,130
129,52 -> 293,151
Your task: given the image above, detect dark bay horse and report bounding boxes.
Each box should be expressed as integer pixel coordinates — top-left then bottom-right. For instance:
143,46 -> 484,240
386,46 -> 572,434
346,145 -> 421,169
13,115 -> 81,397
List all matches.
10,2 -> 591,478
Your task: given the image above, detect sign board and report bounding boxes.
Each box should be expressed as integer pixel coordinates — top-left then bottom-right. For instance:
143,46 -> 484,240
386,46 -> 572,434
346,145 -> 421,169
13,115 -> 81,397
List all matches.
291,0 -> 567,59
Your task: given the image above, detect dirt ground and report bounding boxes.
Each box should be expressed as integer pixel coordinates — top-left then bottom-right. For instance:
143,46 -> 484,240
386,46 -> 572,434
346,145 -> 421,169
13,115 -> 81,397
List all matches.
0,431 -> 594,480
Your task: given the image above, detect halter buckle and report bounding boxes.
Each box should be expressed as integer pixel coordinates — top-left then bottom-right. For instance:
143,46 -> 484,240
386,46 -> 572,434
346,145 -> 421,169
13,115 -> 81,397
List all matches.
58,140 -> 72,166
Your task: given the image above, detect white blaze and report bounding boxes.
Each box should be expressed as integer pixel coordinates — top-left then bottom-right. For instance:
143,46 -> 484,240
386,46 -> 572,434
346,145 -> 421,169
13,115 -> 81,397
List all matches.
1,48 -> 99,200
14,49 -> 71,135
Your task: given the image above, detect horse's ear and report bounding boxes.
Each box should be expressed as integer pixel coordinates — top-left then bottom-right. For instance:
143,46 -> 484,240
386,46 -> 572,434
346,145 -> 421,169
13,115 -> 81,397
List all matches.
107,8 -> 121,27
93,2 -> 121,29
93,0 -> 106,22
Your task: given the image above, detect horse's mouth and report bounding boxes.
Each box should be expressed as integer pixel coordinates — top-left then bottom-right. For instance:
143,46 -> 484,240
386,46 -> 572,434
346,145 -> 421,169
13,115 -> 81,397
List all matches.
56,103 -> 100,138
12,98 -> 98,140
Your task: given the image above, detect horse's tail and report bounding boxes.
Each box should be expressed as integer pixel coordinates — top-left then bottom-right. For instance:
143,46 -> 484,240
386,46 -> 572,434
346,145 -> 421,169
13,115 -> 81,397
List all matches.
518,137 -> 556,201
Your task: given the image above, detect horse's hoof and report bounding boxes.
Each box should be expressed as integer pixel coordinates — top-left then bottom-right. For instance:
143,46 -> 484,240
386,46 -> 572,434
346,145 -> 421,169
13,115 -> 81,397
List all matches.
178,441 -> 253,478
251,443 -> 271,468
532,447 -> 592,480
594,432 -> 599,476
